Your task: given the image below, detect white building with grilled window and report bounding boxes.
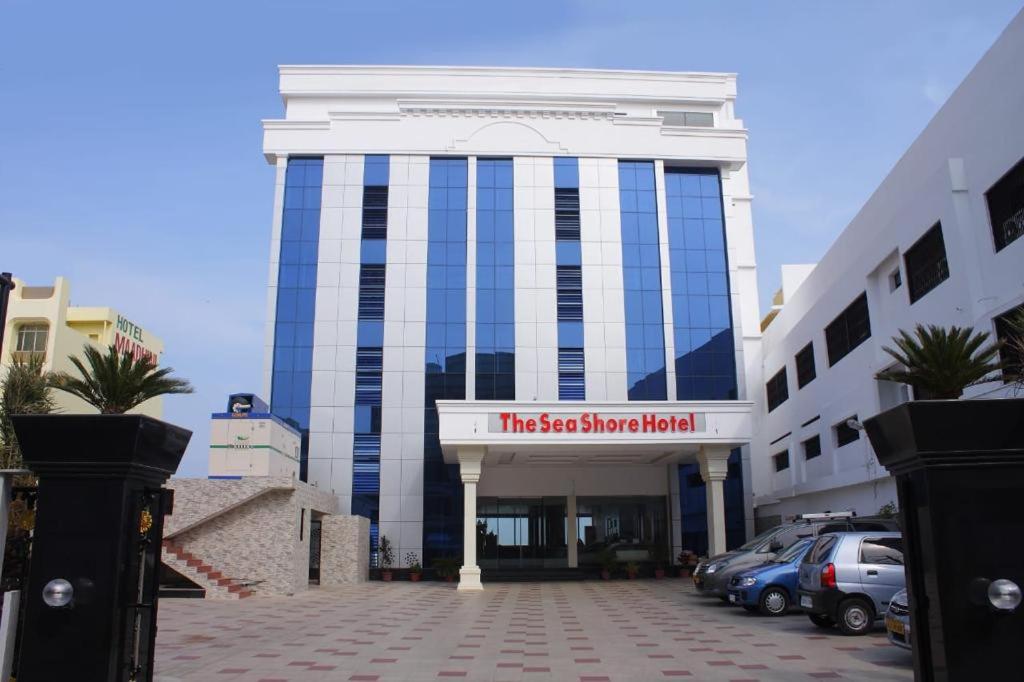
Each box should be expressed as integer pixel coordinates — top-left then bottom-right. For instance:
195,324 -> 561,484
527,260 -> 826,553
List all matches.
751,10 -> 1024,526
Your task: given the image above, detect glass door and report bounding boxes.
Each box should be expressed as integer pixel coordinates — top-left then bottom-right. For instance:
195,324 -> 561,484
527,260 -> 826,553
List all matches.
477,497 -> 567,570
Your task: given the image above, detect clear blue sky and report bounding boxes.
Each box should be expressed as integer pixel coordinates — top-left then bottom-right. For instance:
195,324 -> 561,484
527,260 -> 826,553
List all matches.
2,0 -> 1021,477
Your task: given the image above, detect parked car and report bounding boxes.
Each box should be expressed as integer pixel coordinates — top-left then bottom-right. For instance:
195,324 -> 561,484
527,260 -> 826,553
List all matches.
797,531 -> 905,635
726,537 -> 815,615
726,537 -> 814,615
693,513 -> 899,599
885,588 -> 911,650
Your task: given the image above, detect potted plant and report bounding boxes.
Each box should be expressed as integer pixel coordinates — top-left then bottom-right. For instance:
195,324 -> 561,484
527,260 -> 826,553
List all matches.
677,550 -> 697,577
50,343 -> 194,413
651,543 -> 669,579
9,345 -> 193,680
597,548 -> 617,580
433,556 -> 460,582
874,324 -> 1005,399
865,322 -> 1024,679
406,552 -> 422,581
625,561 -> 640,580
379,535 -> 395,581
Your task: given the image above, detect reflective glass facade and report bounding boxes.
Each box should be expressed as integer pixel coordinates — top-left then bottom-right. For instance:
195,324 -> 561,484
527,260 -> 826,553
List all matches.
663,168 -> 744,554
475,158 -> 515,400
618,161 -> 667,400
271,157 -> 323,480
352,155 -> 389,557
554,157 -> 585,400
664,169 -> 736,401
423,157 -> 468,562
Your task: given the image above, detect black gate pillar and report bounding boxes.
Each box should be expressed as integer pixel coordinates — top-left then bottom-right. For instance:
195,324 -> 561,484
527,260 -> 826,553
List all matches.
865,398 -> 1024,681
11,414 -> 190,682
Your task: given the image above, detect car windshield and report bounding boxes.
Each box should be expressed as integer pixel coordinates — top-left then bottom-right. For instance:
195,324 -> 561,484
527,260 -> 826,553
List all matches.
772,538 -> 813,563
737,526 -> 781,551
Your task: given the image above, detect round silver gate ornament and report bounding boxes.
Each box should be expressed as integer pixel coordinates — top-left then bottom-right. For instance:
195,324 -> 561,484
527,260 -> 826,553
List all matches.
987,579 -> 1022,611
42,578 -> 74,608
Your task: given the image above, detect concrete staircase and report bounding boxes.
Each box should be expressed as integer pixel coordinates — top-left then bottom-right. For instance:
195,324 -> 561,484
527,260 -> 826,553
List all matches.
161,542 -> 253,599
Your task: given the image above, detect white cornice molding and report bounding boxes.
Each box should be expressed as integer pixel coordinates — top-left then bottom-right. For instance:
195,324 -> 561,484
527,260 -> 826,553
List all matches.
278,64 -> 736,84
261,119 -> 330,131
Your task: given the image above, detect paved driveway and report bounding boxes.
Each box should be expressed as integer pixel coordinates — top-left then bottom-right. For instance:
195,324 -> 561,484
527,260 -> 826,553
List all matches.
155,580 -> 913,681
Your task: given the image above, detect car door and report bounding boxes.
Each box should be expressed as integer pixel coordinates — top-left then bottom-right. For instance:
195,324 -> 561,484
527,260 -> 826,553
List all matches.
857,536 -> 905,614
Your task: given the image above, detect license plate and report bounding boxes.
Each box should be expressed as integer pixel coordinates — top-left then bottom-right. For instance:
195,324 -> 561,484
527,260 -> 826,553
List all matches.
800,595 -> 813,608
886,617 -> 905,635
728,593 -> 737,603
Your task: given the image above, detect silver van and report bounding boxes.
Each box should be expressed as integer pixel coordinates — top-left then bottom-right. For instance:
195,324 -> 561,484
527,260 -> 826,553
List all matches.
796,531 -> 905,635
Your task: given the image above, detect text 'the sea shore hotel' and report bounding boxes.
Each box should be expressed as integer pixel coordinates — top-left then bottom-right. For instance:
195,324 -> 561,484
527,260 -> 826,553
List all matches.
261,66 -> 762,589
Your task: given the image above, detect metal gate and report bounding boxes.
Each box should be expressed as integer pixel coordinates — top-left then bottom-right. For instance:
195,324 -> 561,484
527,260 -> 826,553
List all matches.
308,518 -> 322,583
2,485 -> 38,679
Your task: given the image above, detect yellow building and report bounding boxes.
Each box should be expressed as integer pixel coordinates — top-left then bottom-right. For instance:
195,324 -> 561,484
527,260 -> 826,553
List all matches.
0,277 -> 166,418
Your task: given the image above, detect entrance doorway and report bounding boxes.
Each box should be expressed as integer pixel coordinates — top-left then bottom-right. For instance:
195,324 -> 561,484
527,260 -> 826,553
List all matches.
477,498 -> 567,569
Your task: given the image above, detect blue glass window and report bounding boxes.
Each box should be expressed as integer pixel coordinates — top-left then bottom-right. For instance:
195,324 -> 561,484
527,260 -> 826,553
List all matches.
271,157 -> 323,480
664,168 -> 736,401
554,157 -> 585,400
558,348 -> 585,400
353,155 -> 390,563
358,264 -> 386,321
475,158 -> 515,400
619,160 -> 666,400
424,158 -> 468,563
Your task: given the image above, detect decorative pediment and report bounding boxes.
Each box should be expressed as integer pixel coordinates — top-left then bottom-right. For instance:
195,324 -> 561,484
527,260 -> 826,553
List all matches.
447,121 -> 569,155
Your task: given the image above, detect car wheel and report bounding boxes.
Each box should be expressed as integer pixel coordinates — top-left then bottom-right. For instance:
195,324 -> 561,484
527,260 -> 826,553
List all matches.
758,587 -> 789,616
808,613 -> 834,629
837,598 -> 874,636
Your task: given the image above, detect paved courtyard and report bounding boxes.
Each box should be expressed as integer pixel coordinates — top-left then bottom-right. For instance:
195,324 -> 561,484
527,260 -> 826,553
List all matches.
154,581 -> 913,682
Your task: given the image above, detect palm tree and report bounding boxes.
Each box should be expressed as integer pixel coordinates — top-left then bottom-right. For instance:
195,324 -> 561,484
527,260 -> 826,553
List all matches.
51,344 -> 193,414
0,355 -> 55,468
1004,308 -> 1024,388
875,324 -> 1004,400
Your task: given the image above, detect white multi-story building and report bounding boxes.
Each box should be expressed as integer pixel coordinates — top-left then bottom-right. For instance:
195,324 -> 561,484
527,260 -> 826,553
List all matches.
261,66 -> 763,588
752,10 -> 1024,526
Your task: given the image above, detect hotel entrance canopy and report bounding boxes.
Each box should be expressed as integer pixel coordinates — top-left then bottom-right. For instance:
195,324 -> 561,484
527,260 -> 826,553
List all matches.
436,400 -> 754,591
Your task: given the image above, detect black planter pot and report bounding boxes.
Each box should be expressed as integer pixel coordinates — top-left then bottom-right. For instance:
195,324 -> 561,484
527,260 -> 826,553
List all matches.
865,398 -> 1024,682
11,414 -> 191,682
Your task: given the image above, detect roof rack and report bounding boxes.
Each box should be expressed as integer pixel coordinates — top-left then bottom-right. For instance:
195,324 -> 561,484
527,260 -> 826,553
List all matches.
796,511 -> 856,521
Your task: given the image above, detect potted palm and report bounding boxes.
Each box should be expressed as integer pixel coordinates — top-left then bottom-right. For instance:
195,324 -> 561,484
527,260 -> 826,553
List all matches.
874,324 -> 1004,399
406,552 -> 422,582
866,322 -> 1024,679
9,344 -> 193,681
50,343 -> 194,413
433,556 -> 460,582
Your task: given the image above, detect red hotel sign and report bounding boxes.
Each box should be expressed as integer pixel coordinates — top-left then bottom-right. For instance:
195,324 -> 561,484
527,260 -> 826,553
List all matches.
494,412 -> 703,435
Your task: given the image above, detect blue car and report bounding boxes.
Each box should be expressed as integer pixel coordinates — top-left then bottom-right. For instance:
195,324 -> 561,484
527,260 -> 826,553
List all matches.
726,537 -> 815,616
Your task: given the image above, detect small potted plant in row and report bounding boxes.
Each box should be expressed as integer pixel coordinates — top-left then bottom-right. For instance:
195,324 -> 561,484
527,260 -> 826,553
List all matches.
625,561 -> 640,580
434,556 -> 460,582
379,536 -> 395,581
406,552 -> 423,581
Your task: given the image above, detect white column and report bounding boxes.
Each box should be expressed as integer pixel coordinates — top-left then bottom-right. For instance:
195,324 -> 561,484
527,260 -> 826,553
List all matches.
698,446 -> 731,558
566,493 -> 578,568
457,446 -> 485,592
